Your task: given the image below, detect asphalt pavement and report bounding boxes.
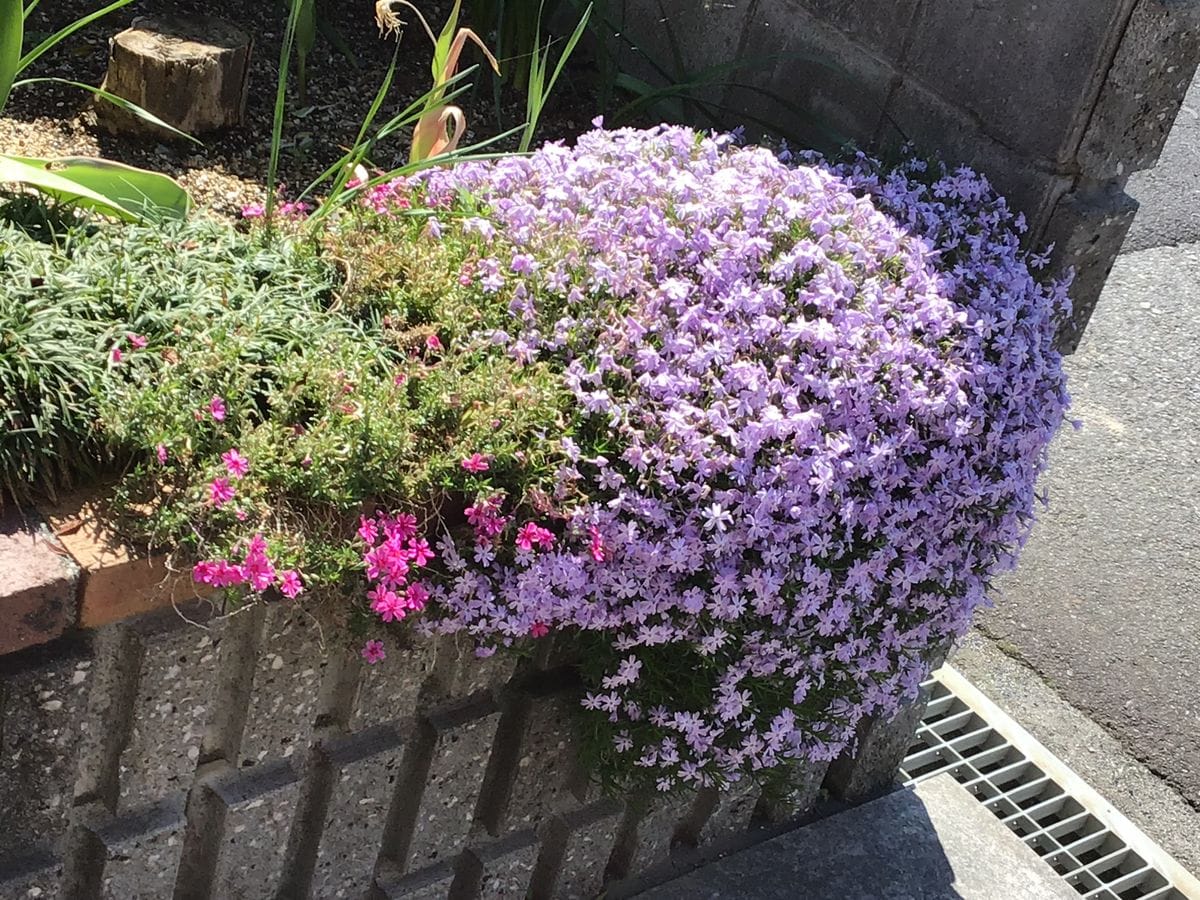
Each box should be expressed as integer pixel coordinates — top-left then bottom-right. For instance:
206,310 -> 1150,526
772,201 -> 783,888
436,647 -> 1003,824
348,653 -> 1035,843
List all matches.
974,68 -> 1200,811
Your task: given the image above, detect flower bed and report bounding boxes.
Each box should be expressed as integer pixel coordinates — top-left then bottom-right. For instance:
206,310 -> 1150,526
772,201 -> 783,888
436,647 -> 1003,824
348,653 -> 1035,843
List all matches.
14,125 -> 1070,796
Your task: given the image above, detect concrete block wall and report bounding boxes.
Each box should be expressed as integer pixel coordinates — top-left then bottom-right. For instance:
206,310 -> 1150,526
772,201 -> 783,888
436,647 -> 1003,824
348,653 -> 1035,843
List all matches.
0,588 -> 925,899
611,0 -> 1200,352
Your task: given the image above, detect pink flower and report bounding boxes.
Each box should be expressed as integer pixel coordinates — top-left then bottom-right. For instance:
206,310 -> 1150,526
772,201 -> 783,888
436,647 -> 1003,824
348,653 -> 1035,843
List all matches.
192,559 -> 245,588
110,346 -> 123,364
409,538 -> 435,567
461,453 -> 491,474
241,533 -> 274,592
357,515 -> 379,544
241,203 -> 265,219
515,521 -> 556,552
222,448 -> 250,479
393,372 -> 408,387
405,581 -> 430,611
128,333 -> 148,350
278,570 -> 303,598
235,508 -> 248,521
156,443 -> 168,464
588,525 -> 607,563
209,477 -> 235,507
530,622 -> 550,639
425,334 -> 443,351
368,586 -> 408,622
208,395 -> 227,422
361,639 -> 387,664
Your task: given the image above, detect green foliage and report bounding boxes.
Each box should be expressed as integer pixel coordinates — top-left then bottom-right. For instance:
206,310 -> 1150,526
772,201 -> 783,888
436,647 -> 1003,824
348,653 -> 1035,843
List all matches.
519,1 -> 591,153
472,0 -> 563,92
0,208 -> 335,503
98,208 -> 572,602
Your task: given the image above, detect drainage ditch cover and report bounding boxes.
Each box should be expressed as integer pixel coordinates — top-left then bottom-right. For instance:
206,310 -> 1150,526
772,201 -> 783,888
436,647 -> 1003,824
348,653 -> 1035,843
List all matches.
900,665 -> 1200,900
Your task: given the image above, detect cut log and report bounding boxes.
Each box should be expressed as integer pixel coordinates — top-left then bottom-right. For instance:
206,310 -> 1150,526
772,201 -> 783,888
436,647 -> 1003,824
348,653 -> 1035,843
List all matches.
96,15 -> 252,138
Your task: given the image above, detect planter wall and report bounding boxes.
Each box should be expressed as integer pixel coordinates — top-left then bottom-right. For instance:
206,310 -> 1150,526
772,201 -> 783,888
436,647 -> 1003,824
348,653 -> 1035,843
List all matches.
0,498 -> 925,899
613,0 -> 1200,352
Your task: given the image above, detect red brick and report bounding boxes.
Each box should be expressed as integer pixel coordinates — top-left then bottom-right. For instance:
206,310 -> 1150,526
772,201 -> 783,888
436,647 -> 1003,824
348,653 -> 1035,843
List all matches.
0,509 -> 79,654
39,488 -> 207,629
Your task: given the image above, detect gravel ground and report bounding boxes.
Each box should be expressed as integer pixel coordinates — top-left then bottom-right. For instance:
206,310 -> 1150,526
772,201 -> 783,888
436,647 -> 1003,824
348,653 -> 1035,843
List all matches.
1,0 -> 598,216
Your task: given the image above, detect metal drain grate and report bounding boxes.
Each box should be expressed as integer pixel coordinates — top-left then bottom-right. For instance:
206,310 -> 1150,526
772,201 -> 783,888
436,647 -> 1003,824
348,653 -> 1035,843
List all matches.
900,666 -> 1200,900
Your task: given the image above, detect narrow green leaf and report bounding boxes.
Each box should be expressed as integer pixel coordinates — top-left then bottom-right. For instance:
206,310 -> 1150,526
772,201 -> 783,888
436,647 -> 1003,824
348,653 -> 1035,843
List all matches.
0,0 -> 22,112
15,77 -> 202,144
0,154 -> 190,222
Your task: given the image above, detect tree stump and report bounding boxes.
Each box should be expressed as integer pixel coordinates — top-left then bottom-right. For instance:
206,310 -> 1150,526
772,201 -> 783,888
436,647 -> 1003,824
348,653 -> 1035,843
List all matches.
96,16 -> 252,138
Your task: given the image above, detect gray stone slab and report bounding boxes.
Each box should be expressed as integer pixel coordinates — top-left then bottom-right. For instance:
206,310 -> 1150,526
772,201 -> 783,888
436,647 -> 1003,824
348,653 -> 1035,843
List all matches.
639,774 -> 1078,899
1077,0 -> 1200,178
733,1 -> 894,152
903,0 -> 1123,162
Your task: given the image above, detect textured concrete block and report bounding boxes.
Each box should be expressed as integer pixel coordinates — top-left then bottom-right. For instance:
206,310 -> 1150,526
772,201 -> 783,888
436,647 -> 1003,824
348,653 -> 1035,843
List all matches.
733,1 -> 895,151
406,698 -> 502,870
679,779 -> 760,848
96,796 -> 187,899
787,0 -> 921,63
377,859 -> 458,899
352,633 -> 436,732
505,695 -> 588,830
312,725 -> 406,899
533,800 -> 623,900
904,0 -> 1125,161
610,0 -> 748,99
1043,181 -> 1139,354
210,761 -> 302,898
882,75 -> 1074,227
0,650 -> 92,859
237,606 -> 326,767
1078,0 -> 1200,177
0,510 -> 79,654
40,489 -> 204,629
825,687 -> 933,803
754,758 -> 831,824
467,829 -> 539,898
426,632 -> 517,704
117,624 -> 220,811
0,849 -> 59,900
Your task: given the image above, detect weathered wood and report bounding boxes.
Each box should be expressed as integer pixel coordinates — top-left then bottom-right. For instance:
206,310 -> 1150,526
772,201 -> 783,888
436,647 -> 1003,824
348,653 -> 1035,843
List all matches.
97,15 -> 252,138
